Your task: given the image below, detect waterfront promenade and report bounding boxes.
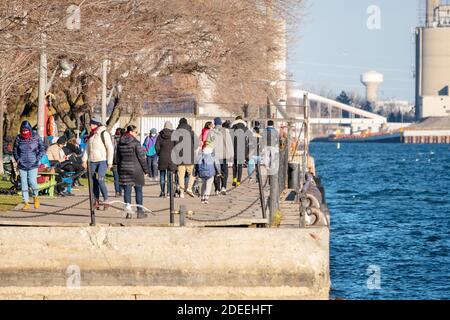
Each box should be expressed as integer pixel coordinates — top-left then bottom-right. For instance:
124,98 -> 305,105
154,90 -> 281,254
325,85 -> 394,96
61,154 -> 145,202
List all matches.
0,175 -> 272,228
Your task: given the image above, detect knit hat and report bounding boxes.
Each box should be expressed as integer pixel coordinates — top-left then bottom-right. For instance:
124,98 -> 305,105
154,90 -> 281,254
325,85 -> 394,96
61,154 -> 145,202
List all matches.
90,117 -> 102,126
20,120 -> 33,132
214,117 -> 222,126
150,128 -> 157,134
164,121 -> 173,130
179,118 -> 188,125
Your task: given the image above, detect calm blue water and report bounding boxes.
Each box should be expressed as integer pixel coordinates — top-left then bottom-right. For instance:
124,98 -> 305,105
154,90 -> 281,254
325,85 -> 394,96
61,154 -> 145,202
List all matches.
310,143 -> 450,300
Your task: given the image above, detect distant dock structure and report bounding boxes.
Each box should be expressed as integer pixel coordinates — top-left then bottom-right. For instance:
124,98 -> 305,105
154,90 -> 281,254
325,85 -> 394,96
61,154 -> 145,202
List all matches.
403,116 -> 450,144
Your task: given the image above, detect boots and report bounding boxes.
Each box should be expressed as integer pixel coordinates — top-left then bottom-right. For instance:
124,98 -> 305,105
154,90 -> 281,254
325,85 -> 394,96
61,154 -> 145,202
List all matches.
23,202 -> 30,210
34,197 -> 40,209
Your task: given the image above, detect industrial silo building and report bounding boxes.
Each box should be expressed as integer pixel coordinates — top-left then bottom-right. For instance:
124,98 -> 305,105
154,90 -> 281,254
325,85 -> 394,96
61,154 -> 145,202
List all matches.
416,0 -> 450,119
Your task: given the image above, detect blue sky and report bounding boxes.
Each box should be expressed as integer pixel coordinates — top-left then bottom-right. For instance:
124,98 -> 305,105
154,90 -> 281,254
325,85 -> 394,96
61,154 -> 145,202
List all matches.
288,0 -> 420,102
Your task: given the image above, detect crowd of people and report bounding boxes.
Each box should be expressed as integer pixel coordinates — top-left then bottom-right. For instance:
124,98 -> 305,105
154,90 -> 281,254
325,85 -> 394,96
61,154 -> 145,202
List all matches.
11,116 -> 279,219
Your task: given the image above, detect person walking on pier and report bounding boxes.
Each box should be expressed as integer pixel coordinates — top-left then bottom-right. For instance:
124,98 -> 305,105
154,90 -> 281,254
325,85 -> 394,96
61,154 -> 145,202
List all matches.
231,116 -> 249,187
156,121 -> 177,198
115,125 -> 149,219
208,117 -> 233,195
197,139 -> 221,204
247,121 -> 262,180
174,118 -> 197,198
199,121 -> 213,150
143,128 -> 159,181
82,118 -> 114,210
13,121 -> 46,210
112,128 -> 125,197
262,120 -> 279,176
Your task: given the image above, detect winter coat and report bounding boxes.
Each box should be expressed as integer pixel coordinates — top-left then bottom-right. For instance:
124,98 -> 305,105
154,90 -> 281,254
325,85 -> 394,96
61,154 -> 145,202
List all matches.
13,130 -> 46,171
199,128 -> 210,150
82,126 -> 114,165
46,143 -> 66,162
143,135 -> 158,157
173,122 -> 198,165
115,133 -> 148,186
231,119 -> 250,162
207,125 -> 234,162
155,128 -> 177,171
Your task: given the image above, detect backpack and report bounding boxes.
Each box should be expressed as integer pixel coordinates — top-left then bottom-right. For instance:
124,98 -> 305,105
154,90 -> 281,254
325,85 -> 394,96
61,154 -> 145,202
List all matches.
197,153 -> 216,179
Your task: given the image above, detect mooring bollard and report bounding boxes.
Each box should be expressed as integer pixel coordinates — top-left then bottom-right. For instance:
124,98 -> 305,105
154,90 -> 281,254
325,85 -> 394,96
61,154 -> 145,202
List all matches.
179,205 -> 186,227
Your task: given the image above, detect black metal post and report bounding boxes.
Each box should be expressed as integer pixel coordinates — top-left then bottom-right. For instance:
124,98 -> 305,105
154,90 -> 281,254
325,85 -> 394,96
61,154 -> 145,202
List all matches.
255,162 -> 267,220
86,160 -> 95,226
168,171 -> 174,225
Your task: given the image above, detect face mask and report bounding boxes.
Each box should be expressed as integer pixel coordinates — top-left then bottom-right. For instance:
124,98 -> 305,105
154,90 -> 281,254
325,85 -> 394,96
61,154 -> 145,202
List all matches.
151,133 -> 156,137
21,130 -> 32,139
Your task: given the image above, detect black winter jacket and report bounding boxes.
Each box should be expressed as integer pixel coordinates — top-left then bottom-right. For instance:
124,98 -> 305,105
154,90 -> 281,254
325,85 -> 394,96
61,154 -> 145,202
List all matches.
173,122 -> 198,165
156,128 -> 177,171
115,133 -> 148,186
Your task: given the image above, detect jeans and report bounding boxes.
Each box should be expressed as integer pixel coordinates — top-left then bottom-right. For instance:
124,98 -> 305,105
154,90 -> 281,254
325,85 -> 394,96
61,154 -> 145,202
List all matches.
113,167 -> 122,194
20,168 -> 39,203
247,156 -> 262,177
159,170 -> 168,194
214,161 -> 228,191
123,185 -> 143,212
146,155 -> 158,178
201,177 -> 214,200
90,161 -> 108,201
178,164 -> 195,192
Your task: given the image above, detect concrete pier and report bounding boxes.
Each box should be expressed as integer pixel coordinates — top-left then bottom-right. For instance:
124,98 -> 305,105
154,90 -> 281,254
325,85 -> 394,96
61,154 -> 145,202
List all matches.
0,226 -> 329,300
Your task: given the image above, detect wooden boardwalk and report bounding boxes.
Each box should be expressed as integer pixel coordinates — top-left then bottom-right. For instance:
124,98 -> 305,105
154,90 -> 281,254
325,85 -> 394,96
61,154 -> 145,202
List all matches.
0,174 -> 277,228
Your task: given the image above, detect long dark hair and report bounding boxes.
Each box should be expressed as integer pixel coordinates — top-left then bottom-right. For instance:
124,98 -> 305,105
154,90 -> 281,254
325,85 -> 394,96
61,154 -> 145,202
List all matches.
204,122 -> 213,129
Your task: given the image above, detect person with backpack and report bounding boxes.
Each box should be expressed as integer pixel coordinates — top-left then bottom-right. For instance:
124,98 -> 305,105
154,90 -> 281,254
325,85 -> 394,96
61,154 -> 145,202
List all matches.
156,121 -> 177,197
115,125 -> 149,219
112,128 -> 125,197
13,121 -> 46,210
197,139 -> 220,204
143,128 -> 159,181
207,117 -> 233,195
82,118 -> 114,210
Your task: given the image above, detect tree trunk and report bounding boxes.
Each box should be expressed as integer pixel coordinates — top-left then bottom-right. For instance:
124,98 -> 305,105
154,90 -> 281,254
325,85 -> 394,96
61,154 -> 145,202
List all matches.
0,98 -> 6,175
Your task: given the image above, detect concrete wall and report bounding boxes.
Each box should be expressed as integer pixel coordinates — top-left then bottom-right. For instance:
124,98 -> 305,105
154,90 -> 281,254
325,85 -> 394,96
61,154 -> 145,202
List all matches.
0,227 -> 329,300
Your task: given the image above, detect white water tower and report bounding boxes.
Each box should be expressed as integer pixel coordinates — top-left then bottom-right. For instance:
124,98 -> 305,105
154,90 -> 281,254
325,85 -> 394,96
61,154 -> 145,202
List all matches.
361,71 -> 384,104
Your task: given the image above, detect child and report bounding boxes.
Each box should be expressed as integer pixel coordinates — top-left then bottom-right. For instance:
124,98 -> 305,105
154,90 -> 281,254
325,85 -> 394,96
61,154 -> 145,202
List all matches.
197,140 -> 220,204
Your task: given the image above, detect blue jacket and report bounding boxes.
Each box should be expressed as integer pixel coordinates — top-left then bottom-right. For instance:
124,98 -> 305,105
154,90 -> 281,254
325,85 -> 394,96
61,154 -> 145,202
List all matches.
13,123 -> 46,170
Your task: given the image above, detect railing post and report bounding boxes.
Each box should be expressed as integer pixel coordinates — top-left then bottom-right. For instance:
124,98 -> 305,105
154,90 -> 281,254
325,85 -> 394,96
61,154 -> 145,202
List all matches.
269,172 -> 279,226
168,171 -> 175,225
255,162 -> 267,221
86,160 -> 95,226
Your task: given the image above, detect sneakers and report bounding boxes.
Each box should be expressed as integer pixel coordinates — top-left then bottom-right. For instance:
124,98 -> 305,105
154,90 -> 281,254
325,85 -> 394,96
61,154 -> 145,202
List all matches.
201,198 -> 209,204
185,189 -> 195,197
221,188 -> 227,195
179,192 -> 185,198
137,211 -> 148,219
159,192 -> 166,198
232,178 -> 237,187
236,181 -> 241,187
215,191 -> 220,196
23,202 -> 30,210
33,197 -> 40,209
